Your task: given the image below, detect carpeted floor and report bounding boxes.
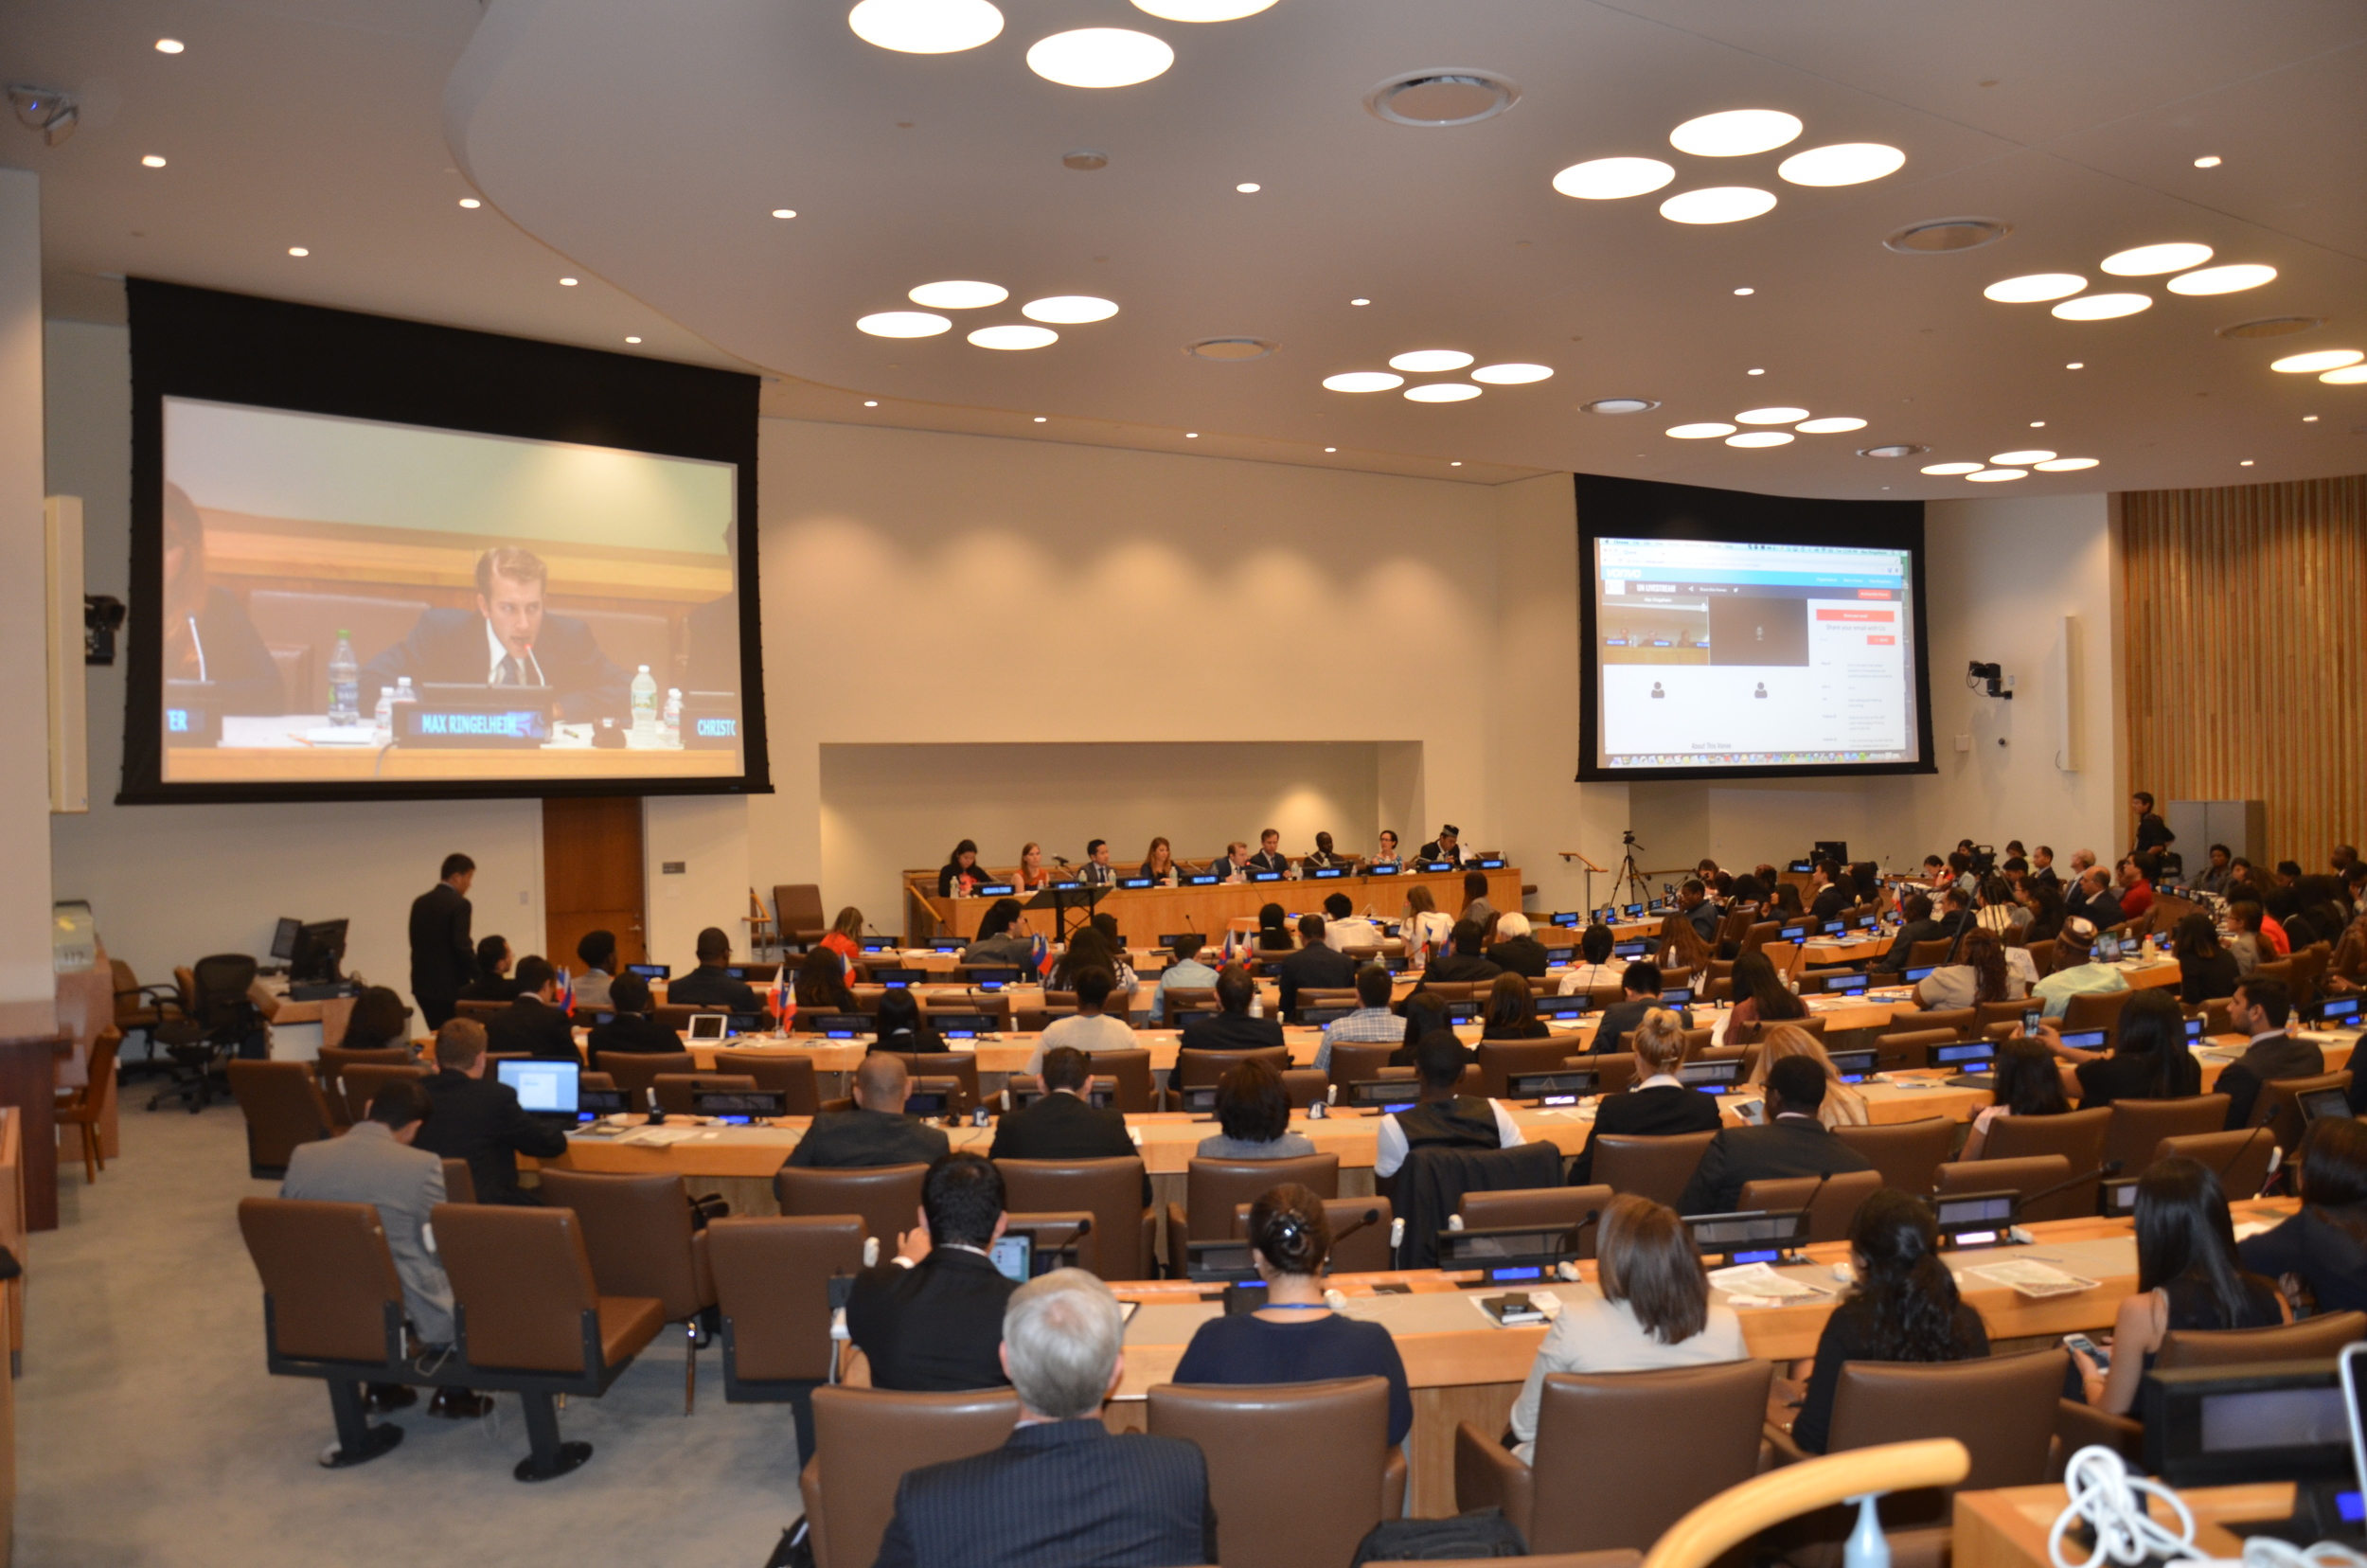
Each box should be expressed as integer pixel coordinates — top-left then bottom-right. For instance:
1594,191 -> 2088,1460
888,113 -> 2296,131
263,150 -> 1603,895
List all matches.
16,1097 -> 803,1566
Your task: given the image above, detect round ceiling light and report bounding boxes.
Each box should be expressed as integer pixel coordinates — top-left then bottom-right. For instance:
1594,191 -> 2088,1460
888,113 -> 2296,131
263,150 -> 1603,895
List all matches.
1582,398 -> 1661,415
969,324 -> 1059,349
1726,431 -> 1793,448
1390,348 -> 1474,372
1669,109 -> 1802,157
1885,218 -> 2010,254
1795,417 -> 1867,434
2166,263 -> 2275,295
1551,157 -> 1675,200
1323,371 -> 1403,392
1022,294 -> 1119,323
1665,422 -> 1735,438
2102,241 -> 2213,276
1660,187 -> 1777,224
1858,444 -> 1927,458
1130,0 -> 1272,17
2269,348 -> 2362,373
1735,406 -> 1809,424
1966,469 -> 2028,482
1405,383 -> 1482,402
2053,293 -> 2151,320
1366,71 -> 1522,128
2034,457 -> 2100,471
1989,449 -> 2056,465
1984,273 -> 2087,303
2318,365 -> 2367,383
1185,337 -> 1276,360
848,0 -> 1005,53
858,311 -> 951,337
1026,27 -> 1174,87
1471,363 -> 1553,384
1921,462 -> 1983,475
1776,143 -> 1905,187
909,280 -> 1007,309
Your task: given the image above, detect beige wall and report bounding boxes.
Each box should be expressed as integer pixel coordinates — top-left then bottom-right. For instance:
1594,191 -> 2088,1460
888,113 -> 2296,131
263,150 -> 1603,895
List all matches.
2,172 -> 54,1007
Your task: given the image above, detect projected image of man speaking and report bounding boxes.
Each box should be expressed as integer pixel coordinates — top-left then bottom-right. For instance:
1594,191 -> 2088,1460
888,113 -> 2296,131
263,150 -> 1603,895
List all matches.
363,546 -> 630,722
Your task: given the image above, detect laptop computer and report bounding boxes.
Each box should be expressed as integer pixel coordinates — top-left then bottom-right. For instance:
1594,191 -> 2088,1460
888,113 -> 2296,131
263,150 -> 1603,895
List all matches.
497,1059 -> 581,1126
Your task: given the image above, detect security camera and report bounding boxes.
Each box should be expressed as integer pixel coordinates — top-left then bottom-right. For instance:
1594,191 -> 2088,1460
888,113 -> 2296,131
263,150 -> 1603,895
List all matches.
9,85 -> 79,147
1967,660 -> 2013,700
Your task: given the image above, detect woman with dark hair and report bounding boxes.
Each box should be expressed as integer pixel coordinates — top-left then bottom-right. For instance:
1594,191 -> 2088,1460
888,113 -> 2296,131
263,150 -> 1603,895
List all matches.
1727,950 -> 1806,1037
2170,913 -> 2239,1005
793,947 -> 855,1014
1915,926 -> 2030,1010
1728,873 -> 1767,911
569,930 -> 618,1011
1792,1188 -> 1988,1452
1851,862 -> 1881,902
1371,829 -> 1401,869
1197,1059 -> 1317,1159
1481,972 -> 1549,1040
338,986 -> 415,1052
2240,1117 -> 2367,1313
1392,991 -> 1448,1067
1052,926 -> 1134,994
1140,836 -> 1181,886
821,907 -> 864,969
458,934 -> 520,1001
961,899 -> 1035,967
2074,1158 -> 2286,1414
1973,874 -> 2020,935
1171,1183 -> 1413,1445
2048,988 -> 2199,1107
1255,902 -> 1294,953
1557,923 -> 1624,995
869,989 -> 943,1054
937,839 -> 988,898
2023,881 -> 2067,947
1961,1036 -> 2071,1158
1770,882 -> 1805,919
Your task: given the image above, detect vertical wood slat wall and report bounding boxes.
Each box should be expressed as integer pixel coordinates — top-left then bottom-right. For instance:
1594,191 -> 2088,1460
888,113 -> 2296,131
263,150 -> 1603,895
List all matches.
2121,473 -> 2366,867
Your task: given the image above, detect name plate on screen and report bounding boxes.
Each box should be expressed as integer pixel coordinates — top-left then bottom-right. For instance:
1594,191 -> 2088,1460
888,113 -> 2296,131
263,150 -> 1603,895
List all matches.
400,704 -> 550,749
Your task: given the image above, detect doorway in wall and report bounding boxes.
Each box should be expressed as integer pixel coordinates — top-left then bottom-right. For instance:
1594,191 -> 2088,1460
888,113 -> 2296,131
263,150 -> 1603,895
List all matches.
543,796 -> 647,974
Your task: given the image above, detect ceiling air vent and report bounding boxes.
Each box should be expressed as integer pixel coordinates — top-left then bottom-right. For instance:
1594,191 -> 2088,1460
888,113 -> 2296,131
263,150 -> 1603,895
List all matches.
1365,70 -> 1520,128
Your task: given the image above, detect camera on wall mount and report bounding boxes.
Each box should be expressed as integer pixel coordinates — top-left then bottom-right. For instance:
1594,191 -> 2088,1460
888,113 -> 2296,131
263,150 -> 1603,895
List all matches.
1967,660 -> 2014,700
84,595 -> 125,665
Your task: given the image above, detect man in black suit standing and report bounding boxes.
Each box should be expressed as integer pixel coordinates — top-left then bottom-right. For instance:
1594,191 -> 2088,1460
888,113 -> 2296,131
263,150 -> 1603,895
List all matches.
1273,923 -> 1357,1023
1677,1057 -> 1874,1216
1245,829 -> 1290,877
412,1020 -> 568,1205
1179,966 -> 1287,1052
789,1055 -> 952,1168
847,1152 -> 1018,1393
484,956 -> 578,1060
361,545 -> 631,723
875,1268 -> 1214,1568
1569,1008 -> 1720,1184
407,854 -> 477,1029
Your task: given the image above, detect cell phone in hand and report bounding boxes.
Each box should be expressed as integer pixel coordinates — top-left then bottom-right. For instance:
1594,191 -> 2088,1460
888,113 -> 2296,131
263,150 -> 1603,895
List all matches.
2063,1332 -> 2109,1370
2021,1009 -> 2043,1038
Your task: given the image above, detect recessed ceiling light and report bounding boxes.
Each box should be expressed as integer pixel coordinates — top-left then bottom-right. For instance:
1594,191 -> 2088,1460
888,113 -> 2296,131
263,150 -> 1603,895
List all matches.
1235,182 -> 1261,194
1365,70 -> 1522,128
1583,399 -> 1660,415
1405,383 -> 1482,402
1033,416 -> 1047,422
1776,142 -> 1906,187
1746,367 -> 1766,376
458,197 -> 482,208
2321,365 -> 2367,384
1666,422 -> 1736,438
1026,27 -> 1174,87
863,399 -> 879,406
1795,417 -> 1867,434
1350,297 -> 1370,306
1984,273 -> 2087,303
2269,348 -> 2361,373
1660,187 -> 1777,224
2193,155 -> 2221,169
1185,432 -> 1199,437
1921,462 -> 1982,475
969,324 -> 1058,349
1669,109 -> 1803,158
2053,293 -> 2151,320
1450,461 -> 1462,466
1325,446 -> 1337,452
2066,362 -> 2084,369
2166,263 -> 2275,295
2239,459 -> 2254,467
1990,449 -> 2056,465
626,336 -> 643,344
1130,0 -> 1273,18
1726,431 -> 1792,448
1966,468 -> 2027,482
287,246 -> 309,257
560,276 -> 579,286
772,208 -> 797,220
1390,349 -> 1474,372
1859,444 -> 1927,458
1471,363 -> 1553,384
1023,295 -> 1119,325
848,0 -> 1005,53
2034,457 -> 2098,471
154,37 -> 185,52
857,311 -> 952,338
1062,150 -> 1109,170
1733,287 -> 1753,296
1550,157 -> 1675,201
1323,371 -> 1403,392
140,154 -> 166,168
2305,415 -> 2320,421
1735,406 -> 1809,424
2102,242 -> 2213,276
910,280 -> 1008,309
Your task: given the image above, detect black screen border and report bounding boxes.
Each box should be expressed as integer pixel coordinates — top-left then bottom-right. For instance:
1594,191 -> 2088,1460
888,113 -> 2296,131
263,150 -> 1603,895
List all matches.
122,278 -> 770,805
1574,472 -> 1934,784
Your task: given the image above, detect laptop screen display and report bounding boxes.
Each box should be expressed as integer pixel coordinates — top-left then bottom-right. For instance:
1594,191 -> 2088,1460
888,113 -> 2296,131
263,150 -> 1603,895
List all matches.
497,1058 -> 580,1114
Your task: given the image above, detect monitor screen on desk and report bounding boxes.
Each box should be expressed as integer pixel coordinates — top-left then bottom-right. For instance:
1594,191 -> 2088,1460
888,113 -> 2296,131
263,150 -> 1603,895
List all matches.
497,1058 -> 579,1114
270,917 -> 301,962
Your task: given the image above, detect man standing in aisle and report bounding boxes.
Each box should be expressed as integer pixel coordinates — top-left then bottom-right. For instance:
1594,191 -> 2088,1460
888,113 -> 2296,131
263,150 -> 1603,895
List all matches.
408,853 -> 476,1030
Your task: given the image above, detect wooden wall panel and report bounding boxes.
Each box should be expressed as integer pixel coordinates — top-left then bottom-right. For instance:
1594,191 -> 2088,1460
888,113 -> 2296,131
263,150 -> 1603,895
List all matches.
2121,473 -> 2366,869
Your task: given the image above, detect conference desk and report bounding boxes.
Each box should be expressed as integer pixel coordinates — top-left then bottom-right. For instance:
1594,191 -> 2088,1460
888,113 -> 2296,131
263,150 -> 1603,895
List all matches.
1956,1477 -> 2304,1568
169,722 -> 739,783
913,865 -> 1524,944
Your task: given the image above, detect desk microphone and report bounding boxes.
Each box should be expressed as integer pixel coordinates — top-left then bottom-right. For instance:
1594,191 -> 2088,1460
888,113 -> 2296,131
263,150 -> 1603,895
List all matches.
1054,857 -> 1071,867
1326,1206 -> 1386,1259
2212,1122 -> 2275,1183
1794,1170 -> 1835,1227
1562,1207 -> 1605,1258
2012,1159 -> 2123,1220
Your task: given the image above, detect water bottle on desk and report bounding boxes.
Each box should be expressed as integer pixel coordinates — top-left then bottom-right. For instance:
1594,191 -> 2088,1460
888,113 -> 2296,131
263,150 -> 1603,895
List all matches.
389,676 -> 417,735
328,630 -> 361,725
372,685 -> 394,742
662,686 -> 683,746
630,665 -> 658,739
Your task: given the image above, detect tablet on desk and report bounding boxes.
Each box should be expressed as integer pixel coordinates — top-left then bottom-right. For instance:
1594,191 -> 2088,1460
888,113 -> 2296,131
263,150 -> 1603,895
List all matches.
685,1012 -> 729,1042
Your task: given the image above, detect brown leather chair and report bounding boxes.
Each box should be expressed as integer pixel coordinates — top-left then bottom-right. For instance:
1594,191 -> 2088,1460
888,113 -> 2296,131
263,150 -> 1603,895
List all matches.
1279,1068 -> 1329,1110
535,1168 -> 721,1413
1164,988 -> 1219,1021
580,1072 -> 615,1092
238,1195 -> 422,1466
2100,1096 -> 2232,1172
1300,988 -> 1360,1012
442,1157 -> 476,1204
881,1052 -> 981,1113
1224,1197 -> 1396,1274
774,883 -> 828,952
338,1062 -> 430,1126
774,1163 -> 929,1244
1911,1007 -> 1976,1041
1176,1045 -> 1290,1088
714,1049 -> 823,1114
1148,1378 -> 1405,1568
433,1202 -> 667,1479
2252,1071 -> 2353,1144
1906,938 -> 1955,968
599,1050 -> 697,1099
1165,1154 -> 1341,1274
1475,1040 -> 1577,1096
454,998 -> 508,1023
653,1072 -> 758,1117
1979,1107 -> 2112,1211
2156,1130 -> 2277,1202
1457,1360 -> 1771,1553
1326,1042 -> 1410,1094
996,1157 -> 1155,1279
1582,1052 -> 1639,1096
57,1032 -> 120,1184
798,1385 -> 1021,1568
1738,1170 -> 1885,1244
2061,989 -> 2136,1038
1079,1047 -> 1158,1113
2057,1311 -> 2367,1463
1833,1119 -> 1955,1196
706,1215 -> 865,1461
314,1044 -> 414,1127
1873,1028 -> 1956,1072
1934,1154 -> 2076,1221
1974,1000 -> 2035,1034
226,1060 -> 336,1179
1455,1184 -> 1614,1262
1591,1131 -> 1717,1209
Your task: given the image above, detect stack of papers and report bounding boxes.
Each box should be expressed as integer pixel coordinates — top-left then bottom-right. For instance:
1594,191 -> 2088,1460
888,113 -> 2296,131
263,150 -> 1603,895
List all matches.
1967,1258 -> 2097,1299
615,1124 -> 704,1147
1708,1262 -> 1830,1308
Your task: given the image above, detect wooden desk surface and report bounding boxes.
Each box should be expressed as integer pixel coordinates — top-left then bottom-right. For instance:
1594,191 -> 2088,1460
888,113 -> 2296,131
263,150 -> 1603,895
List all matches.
1954,1479 -> 2299,1568
919,866 -> 1525,944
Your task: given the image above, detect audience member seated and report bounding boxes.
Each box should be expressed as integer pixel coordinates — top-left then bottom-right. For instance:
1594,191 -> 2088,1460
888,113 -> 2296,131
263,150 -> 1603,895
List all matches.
1023,967 -> 1136,1076
586,973 -> 681,1060
1570,1007 -> 1719,1185
2070,1157 -> 2287,1416
847,1152 -> 1017,1392
2044,988 -> 2198,1108
2032,919 -> 2130,1019
1422,919 -> 1503,985
413,1019 -> 567,1206
1195,1059 -> 1316,1160
456,935 -> 521,1002
1678,1056 -> 1875,1216
1322,892 -> 1383,953
962,899 -> 1037,969
1790,1188 -> 1988,1453
1960,1036 -> 2070,1159
821,906 -> 865,968
1556,923 -> 1624,995
2171,914 -> 2241,1006
1050,926 -> 1134,994
1585,961 -> 1666,1054
792,947 -> 855,1016
1171,1184 -> 1412,1446
1274,916 -> 1357,1021
874,1270 -> 1214,1568
337,986 -> 416,1053
1727,950 -> 1806,1036
1254,901 -> 1293,952
1374,1031 -> 1523,1179
871,989 -> 945,1055
1479,972 -> 1550,1040
2215,977 -> 2321,1130
1914,927 -> 2033,1011
1180,965 -> 1285,1053
2117,860 -> 2156,921
1973,874 -> 2023,935
1744,1025 -> 1868,1128
671,926 -> 773,1014
572,929 -> 618,1012
1675,879 -> 1720,946
1150,935 -> 1217,1025
1505,1194 -> 1747,1462
788,1054 -> 952,1168
1460,870 -> 1498,934
2067,865 -> 2125,931
2193,843 -> 2236,898
989,1046 -> 1136,1166
484,955 -> 578,1060
1806,860 -> 1850,923
2240,1117 -> 2367,1314
1485,912 -> 1548,978
1314,964 -> 1402,1074
1400,885 -> 1453,961
2224,900 -> 2271,975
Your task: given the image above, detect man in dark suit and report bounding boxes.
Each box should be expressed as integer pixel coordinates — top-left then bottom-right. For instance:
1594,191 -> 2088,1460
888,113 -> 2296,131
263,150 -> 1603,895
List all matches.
1417,824 -> 1468,865
667,926 -> 773,1016
407,854 -> 477,1029
1569,1011 -> 1721,1184
1677,879 -> 1722,945
483,955 -> 578,1060
1245,829 -> 1290,876
2067,866 -> 2124,931
789,1055 -> 952,1168
1677,1057 -> 1875,1216
989,1047 -> 1139,1165
1272,920 -> 1357,1022
456,935 -> 522,1003
1077,838 -> 1117,888
1422,919 -> 1504,985
847,1152 -> 1017,1393
412,1020 -> 568,1205
1806,861 -> 1851,924
875,1269 -> 1214,1568
585,974 -> 680,1063
2218,977 -> 2323,1131
1587,961 -> 1685,1054
1869,893 -> 1941,975
1486,912 -> 1549,978
1179,966 -> 1286,1052
361,545 -> 630,723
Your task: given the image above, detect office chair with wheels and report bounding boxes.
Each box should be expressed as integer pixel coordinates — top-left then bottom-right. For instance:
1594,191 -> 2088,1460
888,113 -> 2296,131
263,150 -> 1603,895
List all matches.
150,953 -> 263,1113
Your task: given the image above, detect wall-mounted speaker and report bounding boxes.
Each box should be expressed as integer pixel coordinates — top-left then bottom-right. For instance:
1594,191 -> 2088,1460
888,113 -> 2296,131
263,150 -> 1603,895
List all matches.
2055,613 -> 2083,774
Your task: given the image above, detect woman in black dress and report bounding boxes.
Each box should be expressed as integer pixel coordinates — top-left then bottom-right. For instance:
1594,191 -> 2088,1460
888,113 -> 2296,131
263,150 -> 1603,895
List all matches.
2170,913 -> 2241,1007
2239,1116 -> 2367,1315
1792,1189 -> 1987,1452
2055,987 -> 2200,1108
1480,972 -> 1549,1040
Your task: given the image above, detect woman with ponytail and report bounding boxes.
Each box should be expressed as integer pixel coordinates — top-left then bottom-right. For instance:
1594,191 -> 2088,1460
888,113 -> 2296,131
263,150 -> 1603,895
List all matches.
1791,1188 -> 1988,1452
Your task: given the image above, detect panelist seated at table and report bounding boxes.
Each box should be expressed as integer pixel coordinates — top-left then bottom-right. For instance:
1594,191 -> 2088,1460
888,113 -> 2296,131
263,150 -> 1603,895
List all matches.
585,974 -> 681,1060
1304,831 -> 1352,871
1077,839 -> 1118,887
1569,1009 -> 1721,1185
1373,1031 -> 1525,1179
670,926 -> 774,1016
1179,966 -> 1285,1053
1675,1057 -> 1875,1218
1211,841 -> 1256,884
1246,829 -> 1290,877
1416,824 -> 1468,866
482,955 -> 578,1060
161,480 -> 285,717
360,545 -> 631,723
846,1152 -> 1017,1394
789,1056 -> 952,1169
1138,836 -> 1184,886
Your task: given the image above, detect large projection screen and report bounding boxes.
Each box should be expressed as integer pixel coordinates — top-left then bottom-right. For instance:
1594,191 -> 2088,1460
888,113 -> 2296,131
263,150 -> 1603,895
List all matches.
123,280 -> 768,804
1575,473 -> 1933,783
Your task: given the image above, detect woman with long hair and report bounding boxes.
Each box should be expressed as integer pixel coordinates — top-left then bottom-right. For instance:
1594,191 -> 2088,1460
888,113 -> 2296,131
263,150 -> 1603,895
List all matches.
1401,884 -> 1452,962
2240,1116 -> 2367,1314
1745,1025 -> 1869,1128
1140,836 -> 1180,886
1657,910 -> 1714,985
1974,874 -> 2020,935
1481,971 -> 1548,1040
1726,950 -> 1806,1039
820,906 -> 864,968
1961,1035 -> 2071,1158
2170,913 -> 2240,1005
869,987 -> 943,1054
338,986 -> 415,1052
793,947 -> 855,1014
937,839 -> 987,898
2023,880 -> 2067,947
1792,1188 -> 1988,1452
1013,842 -> 1053,892
1770,882 -> 1805,919
2054,987 -> 2199,1107
1915,926 -> 2028,1010
1255,902 -> 1294,952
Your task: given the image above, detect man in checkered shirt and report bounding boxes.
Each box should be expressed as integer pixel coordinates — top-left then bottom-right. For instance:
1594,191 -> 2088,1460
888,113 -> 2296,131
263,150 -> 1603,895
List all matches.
1314,963 -> 1402,1073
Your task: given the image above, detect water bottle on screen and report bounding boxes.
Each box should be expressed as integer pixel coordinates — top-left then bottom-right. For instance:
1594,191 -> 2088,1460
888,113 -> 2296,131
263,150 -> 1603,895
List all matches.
328,630 -> 360,724
372,685 -> 394,742
631,665 -> 658,738
390,676 -> 417,737
663,687 -> 683,745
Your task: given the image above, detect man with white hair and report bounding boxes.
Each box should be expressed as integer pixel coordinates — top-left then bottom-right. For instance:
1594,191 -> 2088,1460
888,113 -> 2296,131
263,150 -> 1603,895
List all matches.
874,1269 -> 1214,1568
1485,911 -> 1549,978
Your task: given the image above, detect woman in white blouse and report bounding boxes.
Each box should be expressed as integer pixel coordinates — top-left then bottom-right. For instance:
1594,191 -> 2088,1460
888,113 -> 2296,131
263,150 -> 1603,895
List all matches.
1912,927 -> 2034,1011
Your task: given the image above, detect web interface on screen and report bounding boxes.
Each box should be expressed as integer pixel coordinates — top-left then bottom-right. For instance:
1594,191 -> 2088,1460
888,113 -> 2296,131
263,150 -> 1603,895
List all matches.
1593,536 -> 1917,770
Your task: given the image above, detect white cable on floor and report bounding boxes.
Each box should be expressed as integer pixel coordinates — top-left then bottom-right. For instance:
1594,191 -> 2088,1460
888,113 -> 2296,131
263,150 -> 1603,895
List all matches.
2049,1446 -> 2367,1568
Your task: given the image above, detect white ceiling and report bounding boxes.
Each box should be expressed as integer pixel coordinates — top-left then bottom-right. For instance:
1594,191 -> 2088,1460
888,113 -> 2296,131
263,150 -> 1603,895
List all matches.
9,0 -> 2367,495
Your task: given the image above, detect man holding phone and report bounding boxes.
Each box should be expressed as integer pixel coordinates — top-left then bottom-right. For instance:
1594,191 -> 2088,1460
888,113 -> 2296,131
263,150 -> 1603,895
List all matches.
845,1152 -> 1017,1396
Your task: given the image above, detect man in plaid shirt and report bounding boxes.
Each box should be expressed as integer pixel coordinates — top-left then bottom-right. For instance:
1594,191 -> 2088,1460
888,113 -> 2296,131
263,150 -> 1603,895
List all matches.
1314,964 -> 1402,1073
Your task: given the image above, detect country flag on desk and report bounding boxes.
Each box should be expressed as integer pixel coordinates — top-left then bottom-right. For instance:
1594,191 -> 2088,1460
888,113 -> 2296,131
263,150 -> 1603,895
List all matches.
771,969 -> 792,1033
556,966 -> 575,1016
1032,933 -> 1051,978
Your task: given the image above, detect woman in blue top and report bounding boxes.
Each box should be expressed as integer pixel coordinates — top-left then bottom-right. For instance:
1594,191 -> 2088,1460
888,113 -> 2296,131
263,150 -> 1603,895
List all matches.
1171,1183 -> 1414,1446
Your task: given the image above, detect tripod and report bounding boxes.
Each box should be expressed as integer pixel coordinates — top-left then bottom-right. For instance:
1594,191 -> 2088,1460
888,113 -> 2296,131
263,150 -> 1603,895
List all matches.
1613,830 -> 1652,908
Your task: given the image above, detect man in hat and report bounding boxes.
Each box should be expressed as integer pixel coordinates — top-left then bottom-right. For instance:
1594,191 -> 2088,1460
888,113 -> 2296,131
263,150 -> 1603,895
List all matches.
1417,824 -> 1468,865
2031,918 -> 2131,1019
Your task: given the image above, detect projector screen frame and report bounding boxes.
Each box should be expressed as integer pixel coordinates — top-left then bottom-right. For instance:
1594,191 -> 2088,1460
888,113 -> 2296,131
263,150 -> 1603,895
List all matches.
121,278 -> 770,805
1574,472 -> 1934,784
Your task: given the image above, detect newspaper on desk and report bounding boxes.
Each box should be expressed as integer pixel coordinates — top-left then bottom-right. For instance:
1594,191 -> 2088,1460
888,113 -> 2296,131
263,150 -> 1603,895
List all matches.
1966,1257 -> 2098,1299
1708,1261 -> 1833,1309
614,1124 -> 705,1148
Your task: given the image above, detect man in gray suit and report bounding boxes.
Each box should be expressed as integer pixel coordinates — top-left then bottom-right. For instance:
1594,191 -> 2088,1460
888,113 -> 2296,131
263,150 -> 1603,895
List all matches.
280,1077 -> 490,1419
